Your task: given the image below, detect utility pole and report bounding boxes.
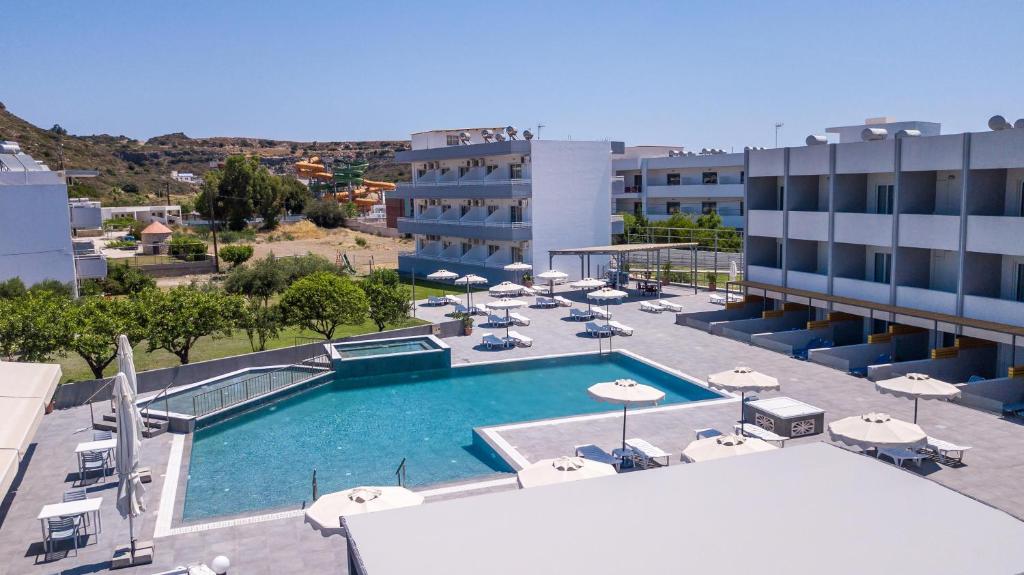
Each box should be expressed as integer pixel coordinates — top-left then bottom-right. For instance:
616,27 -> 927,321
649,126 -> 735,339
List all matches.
774,122 -> 784,148
537,124 -> 545,140
205,188 -> 220,273
164,181 -> 170,207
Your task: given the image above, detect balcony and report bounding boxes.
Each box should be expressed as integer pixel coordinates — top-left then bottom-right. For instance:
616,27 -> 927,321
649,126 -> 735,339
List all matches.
963,294 -> 1024,326
392,178 -> 531,200
787,270 -> 827,293
834,213 -> 893,247
896,286 -> 957,315
897,214 -> 961,251
74,254 -> 108,279
646,183 -> 743,199
833,277 -> 890,304
787,211 -> 828,242
966,216 -> 1024,256
747,265 -> 783,285
399,250 -> 523,270
397,217 -> 532,242
747,210 -> 783,238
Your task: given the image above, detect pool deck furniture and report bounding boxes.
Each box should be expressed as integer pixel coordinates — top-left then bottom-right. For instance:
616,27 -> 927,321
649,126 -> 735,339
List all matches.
877,447 -> 929,468
592,307 -> 611,320
640,301 -> 665,313
625,438 -> 671,468
585,322 -> 612,338
709,292 -> 742,305
569,308 -> 595,321
694,428 -> 723,440
924,437 -> 972,463
38,497 -> 102,549
509,312 -> 531,326
742,396 -> 825,439
506,331 -> 534,347
535,297 -> 558,308
44,516 -> 83,555
574,444 -> 622,471
607,321 -> 633,336
443,295 -> 463,305
481,333 -> 512,350
553,296 -> 573,307
77,450 -> 112,484
426,296 -> 447,306
1002,401 -> 1024,417
733,423 -> 787,447
75,438 -> 116,480
657,300 -> 682,312
487,314 -> 511,327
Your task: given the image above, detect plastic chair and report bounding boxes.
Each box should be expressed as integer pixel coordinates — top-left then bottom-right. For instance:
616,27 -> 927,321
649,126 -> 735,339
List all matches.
46,516 -> 82,554
79,451 -> 109,483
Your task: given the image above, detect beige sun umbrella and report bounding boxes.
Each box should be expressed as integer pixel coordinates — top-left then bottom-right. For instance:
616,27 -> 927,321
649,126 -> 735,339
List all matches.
827,412 -> 927,451
588,287 -> 628,351
113,372 -> 146,559
707,367 -> 781,435
486,298 -> 526,338
536,269 -> 568,295
304,486 -> 424,537
427,269 -> 459,297
516,456 -> 617,489
489,281 -> 526,297
504,262 -> 532,285
875,373 -> 961,423
588,379 -> 665,452
681,433 -> 778,463
455,274 -> 487,310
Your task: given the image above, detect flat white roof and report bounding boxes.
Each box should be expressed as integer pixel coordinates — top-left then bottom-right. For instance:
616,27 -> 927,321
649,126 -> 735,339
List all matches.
345,443 -> 1024,575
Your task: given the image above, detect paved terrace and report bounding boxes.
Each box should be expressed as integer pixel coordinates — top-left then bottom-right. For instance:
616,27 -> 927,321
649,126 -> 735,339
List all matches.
1,284 -> 1022,574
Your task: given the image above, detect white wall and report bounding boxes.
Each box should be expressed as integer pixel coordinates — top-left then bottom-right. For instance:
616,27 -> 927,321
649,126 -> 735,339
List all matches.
0,176 -> 76,286
529,140 -> 611,279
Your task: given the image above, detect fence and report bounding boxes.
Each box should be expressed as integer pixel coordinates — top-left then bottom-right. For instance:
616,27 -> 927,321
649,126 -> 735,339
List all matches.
620,227 -> 744,289
191,354 -> 332,417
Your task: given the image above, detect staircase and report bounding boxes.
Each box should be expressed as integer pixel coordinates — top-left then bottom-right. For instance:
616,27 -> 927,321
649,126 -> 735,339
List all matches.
92,410 -> 169,438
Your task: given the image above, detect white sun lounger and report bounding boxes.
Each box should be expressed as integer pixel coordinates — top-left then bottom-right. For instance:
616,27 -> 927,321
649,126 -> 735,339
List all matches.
426,296 -> 446,306
452,303 -> 471,315
507,330 -> 533,347
585,322 -> 612,338
487,314 -> 511,327
734,423 -> 787,447
443,295 -> 463,305
553,296 -> 573,307
481,332 -> 512,350
924,436 -> 971,463
509,312 -> 531,326
569,308 -> 595,321
521,286 -> 538,295
625,438 -> 671,468
657,299 -> 682,312
877,447 -> 929,468
607,320 -> 633,336
592,307 -> 611,320
709,293 -> 742,305
535,296 -> 558,308
640,301 -> 665,313
574,444 -> 621,471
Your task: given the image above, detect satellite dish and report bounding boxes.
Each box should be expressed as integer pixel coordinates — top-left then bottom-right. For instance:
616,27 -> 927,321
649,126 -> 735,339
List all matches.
523,130 -> 534,140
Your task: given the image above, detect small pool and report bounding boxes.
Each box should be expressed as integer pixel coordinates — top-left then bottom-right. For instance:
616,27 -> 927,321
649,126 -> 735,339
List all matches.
336,339 -> 435,358
183,352 -> 721,520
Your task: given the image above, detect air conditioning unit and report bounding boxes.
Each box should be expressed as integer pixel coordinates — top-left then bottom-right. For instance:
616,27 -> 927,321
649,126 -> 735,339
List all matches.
466,160 -> 472,167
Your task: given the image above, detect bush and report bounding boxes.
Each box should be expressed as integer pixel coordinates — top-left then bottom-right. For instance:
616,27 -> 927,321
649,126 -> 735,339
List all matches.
28,279 -> 74,298
217,228 -> 256,244
104,264 -> 156,295
104,216 -> 137,229
219,244 -> 254,268
168,235 -> 208,261
107,239 -> 138,250
304,200 -> 346,229
354,236 -> 368,248
0,277 -> 27,299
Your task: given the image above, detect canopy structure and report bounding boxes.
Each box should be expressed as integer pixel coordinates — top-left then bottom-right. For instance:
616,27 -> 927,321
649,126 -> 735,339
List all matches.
455,274 -> 487,310
536,270 -> 568,295
875,373 -> 961,423
485,298 -> 526,338
306,486 -> 424,537
516,456 -> 616,489
114,372 -> 147,560
548,243 -> 699,294
588,287 -> 628,352
426,269 -> 458,281
489,281 -> 526,297
503,262 -> 532,284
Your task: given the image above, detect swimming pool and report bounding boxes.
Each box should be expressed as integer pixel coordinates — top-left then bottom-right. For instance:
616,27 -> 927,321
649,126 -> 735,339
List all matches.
147,365 -> 323,416
335,338 -> 436,358
182,352 -> 721,520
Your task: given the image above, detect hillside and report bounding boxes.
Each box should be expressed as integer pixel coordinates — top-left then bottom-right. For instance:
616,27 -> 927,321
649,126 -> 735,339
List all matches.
0,102 -> 411,207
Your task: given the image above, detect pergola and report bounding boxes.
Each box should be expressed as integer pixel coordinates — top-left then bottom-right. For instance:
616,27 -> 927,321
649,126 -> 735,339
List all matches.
548,242 -> 699,296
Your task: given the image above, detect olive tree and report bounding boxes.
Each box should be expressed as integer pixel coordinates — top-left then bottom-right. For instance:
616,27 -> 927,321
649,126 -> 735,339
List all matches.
136,285 -> 242,364
280,272 -> 368,339
360,268 -> 411,331
67,296 -> 146,379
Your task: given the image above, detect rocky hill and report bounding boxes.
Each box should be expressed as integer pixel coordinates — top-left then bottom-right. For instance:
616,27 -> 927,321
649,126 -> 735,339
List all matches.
0,103 -> 410,207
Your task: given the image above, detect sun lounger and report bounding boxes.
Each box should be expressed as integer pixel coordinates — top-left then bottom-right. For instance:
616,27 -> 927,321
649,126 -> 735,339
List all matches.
585,322 -> 612,338
574,444 -> 622,471
592,307 -> 611,320
569,308 -> 595,321
734,423 -> 787,447
506,330 -> 533,347
640,301 -> 665,313
657,299 -> 682,312
877,447 -> 928,467
553,296 -> 573,307
607,320 -> 633,336
426,296 -> 446,306
695,428 -> 723,440
709,293 -> 742,305
535,296 -> 558,308
625,438 -> 671,468
923,436 -> 971,463
481,332 -> 512,350
443,295 -> 463,305
487,314 -> 511,327
452,303 -> 471,315
521,286 -> 538,296
509,312 -> 531,326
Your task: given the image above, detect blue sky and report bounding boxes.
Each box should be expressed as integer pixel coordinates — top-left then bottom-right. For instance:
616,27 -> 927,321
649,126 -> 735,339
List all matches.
2,1 -> 1021,149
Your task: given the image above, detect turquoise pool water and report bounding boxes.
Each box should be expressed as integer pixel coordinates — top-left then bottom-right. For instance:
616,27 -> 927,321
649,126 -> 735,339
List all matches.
335,339 -> 436,358
150,366 -> 319,415
183,353 -> 720,520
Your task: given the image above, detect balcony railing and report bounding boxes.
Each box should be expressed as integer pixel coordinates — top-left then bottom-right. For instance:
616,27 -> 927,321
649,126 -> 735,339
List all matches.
398,217 -> 531,229
397,178 -> 531,188
399,250 -> 527,269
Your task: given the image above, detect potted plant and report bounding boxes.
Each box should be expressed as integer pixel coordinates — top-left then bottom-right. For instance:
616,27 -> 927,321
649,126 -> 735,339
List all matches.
705,272 -> 718,292
454,312 -> 474,336
661,262 -> 672,286
521,272 -> 533,288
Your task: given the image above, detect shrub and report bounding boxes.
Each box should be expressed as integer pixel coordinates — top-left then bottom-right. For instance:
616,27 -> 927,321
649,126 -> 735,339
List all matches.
168,235 -> 208,261
304,200 -> 345,228
28,279 -> 74,298
0,277 -> 27,299
219,244 -> 254,268
217,228 -> 256,244
104,264 -> 156,295
107,239 -> 138,250
354,236 -> 368,248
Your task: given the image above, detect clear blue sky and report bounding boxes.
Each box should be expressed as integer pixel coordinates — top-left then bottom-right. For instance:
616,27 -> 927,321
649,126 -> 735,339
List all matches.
3,1 -> 1021,150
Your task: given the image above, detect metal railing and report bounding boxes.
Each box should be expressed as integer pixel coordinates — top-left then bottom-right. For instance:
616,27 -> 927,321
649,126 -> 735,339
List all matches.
398,251 -> 522,269
395,458 -> 407,487
396,178 -> 531,188
190,354 -> 333,417
139,380 -> 177,429
85,377 -> 117,429
397,217 -> 531,228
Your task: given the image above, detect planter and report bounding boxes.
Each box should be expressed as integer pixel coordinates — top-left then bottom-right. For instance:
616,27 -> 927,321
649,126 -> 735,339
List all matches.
523,280 -> 533,288
463,325 -> 473,336
707,280 -> 717,292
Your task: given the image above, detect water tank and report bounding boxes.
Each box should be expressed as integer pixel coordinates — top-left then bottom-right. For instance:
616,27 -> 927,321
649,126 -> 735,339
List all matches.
458,131 -> 471,144
523,130 -> 534,140
1015,119 -> 1024,129
481,129 -> 493,142
494,132 -> 506,142
895,129 -> 921,138
0,141 -> 21,154
805,135 -> 827,146
505,126 -> 518,140
988,115 -> 1012,131
861,128 -> 888,141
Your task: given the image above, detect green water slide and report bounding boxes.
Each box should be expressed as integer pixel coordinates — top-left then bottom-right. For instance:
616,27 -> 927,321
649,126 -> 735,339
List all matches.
333,161 -> 369,187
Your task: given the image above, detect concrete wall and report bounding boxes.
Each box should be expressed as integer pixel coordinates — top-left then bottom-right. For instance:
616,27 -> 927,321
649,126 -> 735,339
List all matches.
866,346 -> 997,383
345,219 -> 402,238
955,377 -> 1024,413
751,327 -> 834,355
55,321 -> 462,408
713,312 -> 809,342
678,304 -> 762,331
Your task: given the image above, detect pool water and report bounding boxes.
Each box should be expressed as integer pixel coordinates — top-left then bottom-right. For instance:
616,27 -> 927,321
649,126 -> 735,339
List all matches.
336,339 -> 435,358
182,353 -> 720,520
152,366 -> 319,415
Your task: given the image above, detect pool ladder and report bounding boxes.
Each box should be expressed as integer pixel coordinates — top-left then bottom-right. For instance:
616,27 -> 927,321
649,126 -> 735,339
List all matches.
395,458 -> 407,487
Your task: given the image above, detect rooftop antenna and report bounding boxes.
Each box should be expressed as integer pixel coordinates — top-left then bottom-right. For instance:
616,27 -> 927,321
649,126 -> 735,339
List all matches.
536,124 -> 546,140
774,122 -> 784,148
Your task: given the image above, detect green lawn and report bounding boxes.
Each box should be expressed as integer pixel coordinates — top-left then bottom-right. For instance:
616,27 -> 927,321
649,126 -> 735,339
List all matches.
398,277 -> 485,300
57,317 -> 427,383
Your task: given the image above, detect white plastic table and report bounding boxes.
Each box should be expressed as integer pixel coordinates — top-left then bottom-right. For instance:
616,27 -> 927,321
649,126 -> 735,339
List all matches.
38,497 -> 103,542
74,438 -> 117,454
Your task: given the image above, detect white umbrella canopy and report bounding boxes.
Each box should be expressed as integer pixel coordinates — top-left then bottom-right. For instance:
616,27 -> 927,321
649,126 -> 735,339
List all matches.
708,367 -> 781,434
681,433 -> 778,463
570,277 -> 606,290
536,270 -> 568,295
113,372 -> 146,554
426,269 -> 459,281
455,274 -> 487,309
875,373 -> 961,423
588,379 -> 666,452
116,335 -> 138,396
827,412 -> 927,450
486,298 -> 526,337
503,262 -> 532,272
516,456 -> 617,489
587,287 -> 628,302
489,281 -> 526,296
305,486 -> 424,537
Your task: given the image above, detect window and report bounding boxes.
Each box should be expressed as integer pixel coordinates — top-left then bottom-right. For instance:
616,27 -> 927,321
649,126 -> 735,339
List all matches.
702,172 -> 719,185
778,186 -> 785,210
876,185 -> 894,215
510,205 -> 523,223
666,173 -> 681,186
739,201 -> 745,215
460,205 -> 470,217
509,164 -> 523,179
446,134 -> 460,146
1016,263 -> 1024,302
1018,181 -> 1024,217
874,252 -> 892,284
459,166 -> 469,177
702,201 -> 717,215
633,202 -> 643,217
488,245 -> 499,257
487,205 -> 498,216
666,202 -> 680,214
425,234 -> 440,241
510,246 -> 523,263
440,167 -> 450,175
486,165 -> 497,175
462,242 -> 471,255
740,171 -> 745,184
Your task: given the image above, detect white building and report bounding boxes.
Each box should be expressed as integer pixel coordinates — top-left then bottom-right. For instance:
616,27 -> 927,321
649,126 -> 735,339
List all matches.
101,204 -> 183,225
613,147 -> 746,229
68,198 -> 103,231
170,170 -> 200,184
394,127 -> 614,282
743,116 -> 1024,376
0,142 -> 81,288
